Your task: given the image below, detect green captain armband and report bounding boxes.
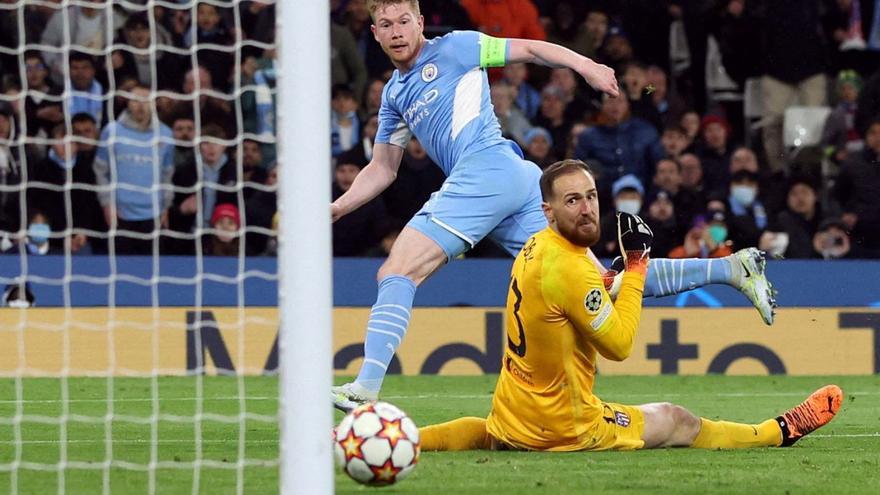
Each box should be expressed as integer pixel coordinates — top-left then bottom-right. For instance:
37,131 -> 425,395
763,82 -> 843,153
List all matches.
479,34 -> 508,68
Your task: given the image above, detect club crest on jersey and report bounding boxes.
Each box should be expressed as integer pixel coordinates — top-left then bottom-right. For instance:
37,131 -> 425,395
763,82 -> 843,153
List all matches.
584,288 -> 603,313
421,63 -> 438,82
615,411 -> 631,427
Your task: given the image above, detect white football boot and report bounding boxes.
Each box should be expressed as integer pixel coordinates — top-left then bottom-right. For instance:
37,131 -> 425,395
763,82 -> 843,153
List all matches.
331,382 -> 377,413
731,248 -> 777,325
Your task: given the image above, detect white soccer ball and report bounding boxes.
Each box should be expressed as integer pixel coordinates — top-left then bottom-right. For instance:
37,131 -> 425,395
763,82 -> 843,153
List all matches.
334,401 -> 420,486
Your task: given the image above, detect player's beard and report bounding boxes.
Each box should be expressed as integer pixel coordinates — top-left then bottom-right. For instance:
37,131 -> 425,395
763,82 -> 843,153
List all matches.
559,217 -> 600,248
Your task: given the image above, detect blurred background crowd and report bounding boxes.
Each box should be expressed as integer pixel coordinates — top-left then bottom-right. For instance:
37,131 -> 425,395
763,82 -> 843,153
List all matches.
1,0 -> 879,260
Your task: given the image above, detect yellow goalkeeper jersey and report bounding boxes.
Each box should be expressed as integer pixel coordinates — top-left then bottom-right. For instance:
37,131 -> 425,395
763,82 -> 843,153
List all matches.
485,227 -> 646,451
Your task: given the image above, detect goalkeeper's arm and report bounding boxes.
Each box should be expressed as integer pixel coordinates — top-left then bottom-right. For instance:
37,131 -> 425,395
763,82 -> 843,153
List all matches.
331,142 -> 404,222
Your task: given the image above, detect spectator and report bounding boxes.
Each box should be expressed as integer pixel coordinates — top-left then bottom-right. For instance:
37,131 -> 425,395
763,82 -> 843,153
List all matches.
490,81 -> 531,146
331,84 -> 361,157
575,93 -> 663,189
241,139 -> 269,186
69,113 -> 105,252
762,178 -> 822,259
821,69 -> 863,164
646,65 -> 687,129
565,122 -> 587,159
597,26 -> 634,74
502,63 -> 541,120
180,66 -> 235,138
204,203 -> 241,256
726,170 -> 767,250
0,103 -> 23,233
112,13 -> 184,91
170,111 -> 196,169
533,85 -> 573,162
40,2 -> 109,83
583,8 -> 609,58
596,174 -> 644,258
812,218 -> 852,260
679,152 -> 704,193
67,52 -> 103,126
168,123 -> 239,255
621,61 -> 661,130
661,124 -> 690,159
696,115 -> 734,197
332,158 -> 387,256
550,67 -> 591,123
94,84 -> 174,255
188,2 -> 235,93
21,210 -> 57,255
644,189 -> 680,258
651,158 -> 701,231
340,112 -> 379,167
382,138 -> 444,223
460,0 -> 546,40
32,119 -> 103,254
331,20 -> 368,99
544,1 -> 591,57
834,119 -> 880,257
679,110 -> 701,143
361,77 -> 386,118
760,0 -> 829,174
23,51 -> 63,138
244,161 -> 277,256
238,1 -> 275,43
669,209 -> 733,259
342,0 -> 393,78
419,0 -> 475,32
522,127 -> 556,170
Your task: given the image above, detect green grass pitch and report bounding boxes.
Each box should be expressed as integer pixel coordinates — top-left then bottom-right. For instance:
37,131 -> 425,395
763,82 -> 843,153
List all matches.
1,375 -> 878,494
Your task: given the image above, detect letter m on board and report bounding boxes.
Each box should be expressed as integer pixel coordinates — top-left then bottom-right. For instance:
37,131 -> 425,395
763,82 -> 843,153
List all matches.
186,311 -> 235,375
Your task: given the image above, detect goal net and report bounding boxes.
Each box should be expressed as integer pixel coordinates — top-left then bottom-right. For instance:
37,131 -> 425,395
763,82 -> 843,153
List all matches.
0,1 -> 285,492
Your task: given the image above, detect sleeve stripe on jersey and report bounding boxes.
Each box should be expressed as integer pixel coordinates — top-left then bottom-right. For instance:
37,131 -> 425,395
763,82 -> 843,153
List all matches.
389,120 -> 413,148
451,68 -> 482,140
479,33 -> 508,68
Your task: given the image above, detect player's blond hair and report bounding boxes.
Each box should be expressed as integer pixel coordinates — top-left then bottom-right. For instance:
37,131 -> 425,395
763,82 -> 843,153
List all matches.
367,0 -> 421,20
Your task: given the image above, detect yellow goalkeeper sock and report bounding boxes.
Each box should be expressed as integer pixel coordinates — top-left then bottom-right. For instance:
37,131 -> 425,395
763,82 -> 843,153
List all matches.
691,418 -> 782,449
420,417 -> 491,451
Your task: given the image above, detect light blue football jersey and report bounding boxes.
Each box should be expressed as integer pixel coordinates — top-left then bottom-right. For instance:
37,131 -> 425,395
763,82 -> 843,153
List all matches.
375,31 -> 513,176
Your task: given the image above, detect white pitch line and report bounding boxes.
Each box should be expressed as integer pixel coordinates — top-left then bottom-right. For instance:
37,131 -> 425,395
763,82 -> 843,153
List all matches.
1,391 -> 878,405
2,434 -> 877,446
0,439 -> 279,445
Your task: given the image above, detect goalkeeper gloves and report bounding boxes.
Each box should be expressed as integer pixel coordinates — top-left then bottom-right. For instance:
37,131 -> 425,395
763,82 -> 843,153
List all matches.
617,212 -> 653,275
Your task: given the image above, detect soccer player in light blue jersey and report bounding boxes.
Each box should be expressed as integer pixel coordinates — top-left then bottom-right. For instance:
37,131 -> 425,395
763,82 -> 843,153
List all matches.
331,0 -> 776,411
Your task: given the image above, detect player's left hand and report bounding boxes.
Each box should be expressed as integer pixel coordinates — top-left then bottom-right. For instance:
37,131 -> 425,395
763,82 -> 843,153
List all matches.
581,59 -> 619,98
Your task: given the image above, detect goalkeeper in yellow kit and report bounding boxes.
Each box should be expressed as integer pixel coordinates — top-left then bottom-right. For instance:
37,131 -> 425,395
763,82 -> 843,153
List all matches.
420,160 -> 842,452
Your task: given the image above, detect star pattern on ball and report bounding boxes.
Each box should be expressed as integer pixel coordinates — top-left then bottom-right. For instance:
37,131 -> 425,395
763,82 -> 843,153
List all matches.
340,429 -> 366,462
377,417 -> 405,448
370,459 -> 402,484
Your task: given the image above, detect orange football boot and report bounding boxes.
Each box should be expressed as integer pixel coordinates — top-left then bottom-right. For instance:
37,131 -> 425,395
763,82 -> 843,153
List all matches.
776,385 -> 843,447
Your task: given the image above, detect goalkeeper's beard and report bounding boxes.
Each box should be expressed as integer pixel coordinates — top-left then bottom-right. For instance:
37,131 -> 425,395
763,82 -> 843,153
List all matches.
559,218 -> 600,248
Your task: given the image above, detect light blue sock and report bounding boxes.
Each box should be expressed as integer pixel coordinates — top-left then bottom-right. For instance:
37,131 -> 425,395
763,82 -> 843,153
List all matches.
355,275 -> 417,394
644,258 -> 733,297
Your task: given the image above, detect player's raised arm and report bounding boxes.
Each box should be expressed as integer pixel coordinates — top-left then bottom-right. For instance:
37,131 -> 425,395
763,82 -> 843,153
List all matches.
331,142 -> 404,222
507,38 -> 619,98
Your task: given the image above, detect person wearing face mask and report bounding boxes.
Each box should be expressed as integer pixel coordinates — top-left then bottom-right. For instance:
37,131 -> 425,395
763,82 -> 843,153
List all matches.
596,174 -> 644,258
23,211 -> 56,256
726,170 -> 766,250
669,209 -> 733,259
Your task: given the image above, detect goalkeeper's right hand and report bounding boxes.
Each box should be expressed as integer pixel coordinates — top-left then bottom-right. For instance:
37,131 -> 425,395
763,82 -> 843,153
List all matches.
617,212 -> 653,275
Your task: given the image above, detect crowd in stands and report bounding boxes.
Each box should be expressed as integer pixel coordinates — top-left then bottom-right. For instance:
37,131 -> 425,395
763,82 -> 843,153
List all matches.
1,0 -> 879,260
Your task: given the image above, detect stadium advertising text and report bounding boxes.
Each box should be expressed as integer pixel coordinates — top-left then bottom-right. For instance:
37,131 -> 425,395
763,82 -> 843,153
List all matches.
1,308 -> 878,376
